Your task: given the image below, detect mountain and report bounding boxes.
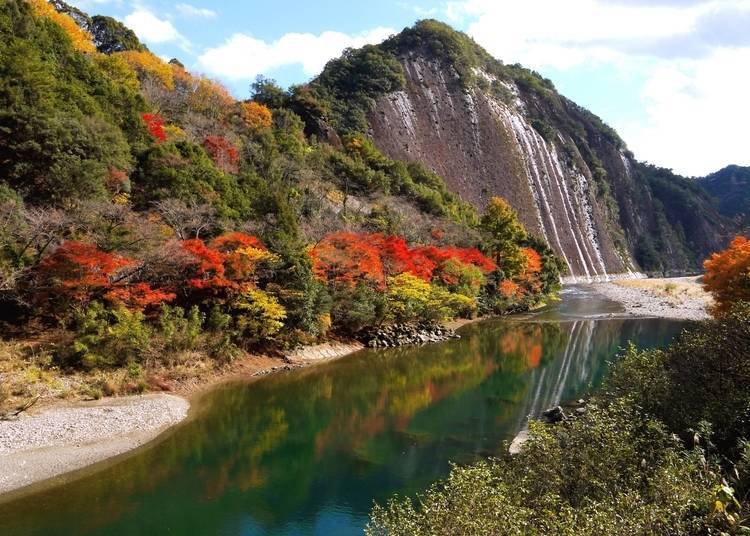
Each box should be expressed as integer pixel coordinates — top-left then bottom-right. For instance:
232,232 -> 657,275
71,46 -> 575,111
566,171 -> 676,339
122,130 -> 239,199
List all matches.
312,21 -> 736,278
699,165 -> 750,227
1,5 -> 738,284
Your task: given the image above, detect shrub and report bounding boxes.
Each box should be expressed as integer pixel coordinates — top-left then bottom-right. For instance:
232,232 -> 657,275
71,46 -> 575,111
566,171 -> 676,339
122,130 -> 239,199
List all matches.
368,400 -> 719,535
330,283 -> 386,333
230,288 -> 287,344
605,302 -> 750,460
157,305 -> 204,353
64,302 -> 152,369
386,273 -> 474,321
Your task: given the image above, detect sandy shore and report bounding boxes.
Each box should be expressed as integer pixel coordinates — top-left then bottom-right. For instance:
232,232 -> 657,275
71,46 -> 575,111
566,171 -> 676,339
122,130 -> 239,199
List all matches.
592,276 -> 711,321
0,394 -> 188,496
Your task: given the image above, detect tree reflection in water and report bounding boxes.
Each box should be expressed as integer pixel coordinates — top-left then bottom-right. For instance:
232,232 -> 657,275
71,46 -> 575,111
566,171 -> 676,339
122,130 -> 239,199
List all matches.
0,318 -> 686,536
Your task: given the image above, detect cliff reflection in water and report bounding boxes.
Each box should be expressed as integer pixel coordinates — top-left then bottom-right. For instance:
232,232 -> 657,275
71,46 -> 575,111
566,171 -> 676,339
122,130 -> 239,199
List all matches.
0,318 -> 685,536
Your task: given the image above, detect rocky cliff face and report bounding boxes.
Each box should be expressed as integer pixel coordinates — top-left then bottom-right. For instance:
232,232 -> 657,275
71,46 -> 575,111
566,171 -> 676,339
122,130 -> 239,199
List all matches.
368,55 -> 628,280
366,54 -> 731,279
343,22 -> 734,279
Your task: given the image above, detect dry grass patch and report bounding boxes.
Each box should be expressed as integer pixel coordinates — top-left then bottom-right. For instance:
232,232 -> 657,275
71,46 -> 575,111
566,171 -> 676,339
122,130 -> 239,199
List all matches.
614,277 -> 711,305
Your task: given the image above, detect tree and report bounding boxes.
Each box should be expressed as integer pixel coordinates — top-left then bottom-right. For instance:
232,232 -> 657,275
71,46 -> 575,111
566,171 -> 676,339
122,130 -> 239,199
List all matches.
142,113 -> 167,142
30,241 -> 173,314
203,136 -> 239,174
116,50 -> 174,89
703,236 -> 750,314
480,196 -> 527,278
310,232 -> 386,289
240,101 -> 273,131
28,0 -> 95,53
153,199 -> 217,240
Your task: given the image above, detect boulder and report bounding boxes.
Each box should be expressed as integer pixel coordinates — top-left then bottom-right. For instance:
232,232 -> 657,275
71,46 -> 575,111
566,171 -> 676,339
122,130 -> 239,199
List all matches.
541,406 -> 566,424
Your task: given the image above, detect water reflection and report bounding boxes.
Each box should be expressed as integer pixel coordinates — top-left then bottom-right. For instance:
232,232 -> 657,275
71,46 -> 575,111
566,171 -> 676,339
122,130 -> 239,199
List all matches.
0,317 -> 685,536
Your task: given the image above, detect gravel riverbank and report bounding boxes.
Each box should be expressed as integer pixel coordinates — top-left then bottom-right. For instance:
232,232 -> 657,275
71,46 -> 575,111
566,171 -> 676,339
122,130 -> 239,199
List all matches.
0,394 -> 189,496
591,276 -> 711,321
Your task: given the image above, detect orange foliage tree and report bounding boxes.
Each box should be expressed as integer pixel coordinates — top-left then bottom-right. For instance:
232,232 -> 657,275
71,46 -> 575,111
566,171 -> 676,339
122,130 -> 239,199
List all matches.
178,232 -> 273,297
240,101 -> 273,131
310,232 -> 496,293
310,232 -> 386,289
28,0 -> 96,53
703,236 -> 750,314
517,247 -> 543,293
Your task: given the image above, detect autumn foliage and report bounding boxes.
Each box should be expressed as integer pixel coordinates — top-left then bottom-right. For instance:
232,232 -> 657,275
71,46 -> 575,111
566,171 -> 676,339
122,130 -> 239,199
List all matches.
703,236 -> 750,314
310,232 -> 495,288
28,0 -> 96,53
33,241 -> 174,312
203,136 -> 239,174
142,113 -> 167,142
116,50 -> 175,89
240,101 -> 273,131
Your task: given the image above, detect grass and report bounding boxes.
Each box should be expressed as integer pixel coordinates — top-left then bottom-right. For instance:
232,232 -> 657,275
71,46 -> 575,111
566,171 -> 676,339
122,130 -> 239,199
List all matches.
0,337 -> 285,416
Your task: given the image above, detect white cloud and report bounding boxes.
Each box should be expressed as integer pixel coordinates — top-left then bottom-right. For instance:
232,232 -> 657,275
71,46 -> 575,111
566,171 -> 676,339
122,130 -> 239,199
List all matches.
620,48 -> 750,176
124,8 -> 189,49
197,27 -> 395,81
175,3 -> 217,19
445,0 -> 750,175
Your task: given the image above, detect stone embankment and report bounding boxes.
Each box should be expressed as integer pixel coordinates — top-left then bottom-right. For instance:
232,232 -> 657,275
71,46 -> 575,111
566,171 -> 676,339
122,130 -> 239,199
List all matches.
361,322 -> 459,348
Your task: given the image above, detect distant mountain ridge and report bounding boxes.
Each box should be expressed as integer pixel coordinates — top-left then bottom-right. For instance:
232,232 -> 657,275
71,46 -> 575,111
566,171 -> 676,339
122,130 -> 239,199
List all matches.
699,165 -> 750,228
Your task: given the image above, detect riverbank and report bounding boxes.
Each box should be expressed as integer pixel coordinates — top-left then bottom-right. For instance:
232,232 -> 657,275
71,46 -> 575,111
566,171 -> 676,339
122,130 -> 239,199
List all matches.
0,394 -> 188,496
0,344 -> 352,496
592,276 -> 711,321
0,314 -> 511,496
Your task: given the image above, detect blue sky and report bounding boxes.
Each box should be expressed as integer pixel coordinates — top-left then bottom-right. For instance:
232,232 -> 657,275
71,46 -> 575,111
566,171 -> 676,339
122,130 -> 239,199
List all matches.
71,0 -> 750,176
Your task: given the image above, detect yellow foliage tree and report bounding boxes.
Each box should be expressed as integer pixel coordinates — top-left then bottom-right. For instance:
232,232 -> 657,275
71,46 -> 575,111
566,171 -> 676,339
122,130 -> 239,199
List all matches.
240,101 -> 273,131
187,77 -> 235,119
28,0 -> 96,53
386,273 -> 475,321
232,288 -> 287,341
92,54 -> 140,92
115,50 -> 174,90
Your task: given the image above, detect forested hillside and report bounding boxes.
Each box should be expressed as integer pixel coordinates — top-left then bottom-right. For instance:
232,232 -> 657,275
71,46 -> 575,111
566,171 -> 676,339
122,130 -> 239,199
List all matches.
307,20 -> 735,276
0,0 -> 562,399
700,165 -> 750,229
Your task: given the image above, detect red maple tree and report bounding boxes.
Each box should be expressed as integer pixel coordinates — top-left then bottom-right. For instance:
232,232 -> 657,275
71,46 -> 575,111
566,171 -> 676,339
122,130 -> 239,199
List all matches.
203,136 -> 239,174
142,113 -> 167,143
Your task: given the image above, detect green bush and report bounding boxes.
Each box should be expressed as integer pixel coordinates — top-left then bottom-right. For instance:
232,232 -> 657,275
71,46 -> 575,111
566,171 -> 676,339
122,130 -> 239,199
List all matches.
157,305 -> 204,353
330,283 -> 386,333
605,302 -> 750,460
63,302 -> 152,369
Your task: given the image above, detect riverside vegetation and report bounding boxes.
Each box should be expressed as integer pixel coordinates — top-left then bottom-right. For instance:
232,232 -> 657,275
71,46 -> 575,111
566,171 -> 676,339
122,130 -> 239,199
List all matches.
0,1 -> 562,413
2,2 -> 750,533
367,237 -> 750,534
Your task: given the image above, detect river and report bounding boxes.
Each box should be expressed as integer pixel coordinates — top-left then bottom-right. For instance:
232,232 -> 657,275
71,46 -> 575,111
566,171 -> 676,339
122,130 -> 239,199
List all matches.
0,285 -> 690,535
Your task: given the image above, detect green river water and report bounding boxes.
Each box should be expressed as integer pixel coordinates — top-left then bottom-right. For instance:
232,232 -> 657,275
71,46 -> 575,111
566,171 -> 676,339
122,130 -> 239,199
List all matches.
0,285 -> 689,535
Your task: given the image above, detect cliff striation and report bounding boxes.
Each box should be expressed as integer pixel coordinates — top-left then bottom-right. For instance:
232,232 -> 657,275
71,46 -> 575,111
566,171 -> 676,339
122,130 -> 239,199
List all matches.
314,21 -> 733,279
